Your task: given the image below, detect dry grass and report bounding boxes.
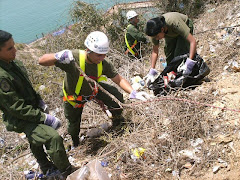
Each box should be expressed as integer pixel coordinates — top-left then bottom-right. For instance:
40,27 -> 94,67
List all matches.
1,0 -> 240,179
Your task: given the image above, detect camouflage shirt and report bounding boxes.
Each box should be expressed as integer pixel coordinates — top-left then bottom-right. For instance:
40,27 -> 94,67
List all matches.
0,59 -> 45,132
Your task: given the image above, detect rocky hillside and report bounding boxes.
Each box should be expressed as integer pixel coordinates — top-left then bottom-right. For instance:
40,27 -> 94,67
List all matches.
0,0 -> 240,179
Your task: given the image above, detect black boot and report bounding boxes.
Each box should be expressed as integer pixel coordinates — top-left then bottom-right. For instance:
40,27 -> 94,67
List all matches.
61,165 -> 78,179
111,115 -> 125,130
71,136 -> 80,147
44,166 -> 61,179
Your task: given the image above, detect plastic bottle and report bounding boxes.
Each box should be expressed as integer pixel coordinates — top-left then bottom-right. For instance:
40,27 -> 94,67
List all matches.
0,137 -> 5,148
160,57 -> 167,70
77,165 -> 90,180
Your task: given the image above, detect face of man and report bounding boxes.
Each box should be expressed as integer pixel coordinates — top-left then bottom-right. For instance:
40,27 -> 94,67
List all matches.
86,51 -> 106,64
133,16 -> 139,24
154,28 -> 165,40
131,16 -> 139,25
0,38 -> 17,63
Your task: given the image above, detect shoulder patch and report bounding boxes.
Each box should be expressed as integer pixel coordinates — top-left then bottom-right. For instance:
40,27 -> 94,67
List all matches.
0,79 -> 11,92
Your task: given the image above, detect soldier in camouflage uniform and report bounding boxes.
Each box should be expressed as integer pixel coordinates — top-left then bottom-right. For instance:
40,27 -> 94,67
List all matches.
0,30 -> 74,179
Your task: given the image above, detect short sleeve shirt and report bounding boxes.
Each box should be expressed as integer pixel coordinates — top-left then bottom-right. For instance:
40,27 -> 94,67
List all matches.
55,49 -> 118,96
151,12 -> 190,45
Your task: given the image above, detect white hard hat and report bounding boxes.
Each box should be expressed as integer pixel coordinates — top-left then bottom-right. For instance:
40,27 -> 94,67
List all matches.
126,10 -> 138,20
84,31 -> 109,54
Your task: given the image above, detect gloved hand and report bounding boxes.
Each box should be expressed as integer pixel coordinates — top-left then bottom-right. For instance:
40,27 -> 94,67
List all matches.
129,90 -> 151,101
182,58 -> 196,75
39,100 -> 49,114
44,114 -> 61,130
54,49 -> 74,64
144,68 -> 158,86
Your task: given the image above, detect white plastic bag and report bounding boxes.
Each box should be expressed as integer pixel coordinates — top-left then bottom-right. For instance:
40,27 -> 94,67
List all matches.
67,159 -> 110,180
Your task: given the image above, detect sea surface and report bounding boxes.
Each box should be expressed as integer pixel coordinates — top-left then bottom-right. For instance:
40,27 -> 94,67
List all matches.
0,0 -> 147,43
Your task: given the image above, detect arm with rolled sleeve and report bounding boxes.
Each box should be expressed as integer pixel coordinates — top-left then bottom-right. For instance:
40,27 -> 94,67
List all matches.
150,44 -> 159,69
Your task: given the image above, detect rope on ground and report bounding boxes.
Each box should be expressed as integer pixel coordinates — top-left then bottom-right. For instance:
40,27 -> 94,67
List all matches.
109,96 -> 240,113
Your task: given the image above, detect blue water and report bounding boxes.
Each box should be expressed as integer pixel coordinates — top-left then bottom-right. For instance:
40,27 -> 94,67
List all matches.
0,0 -> 147,43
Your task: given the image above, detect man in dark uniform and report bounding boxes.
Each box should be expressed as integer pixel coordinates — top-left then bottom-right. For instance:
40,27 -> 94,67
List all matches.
0,30 -> 74,179
144,12 -> 197,85
125,10 -> 148,59
39,31 -> 150,147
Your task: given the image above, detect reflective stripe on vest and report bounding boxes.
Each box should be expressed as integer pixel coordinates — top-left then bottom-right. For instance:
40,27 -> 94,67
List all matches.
125,24 -> 137,56
62,50 -> 107,107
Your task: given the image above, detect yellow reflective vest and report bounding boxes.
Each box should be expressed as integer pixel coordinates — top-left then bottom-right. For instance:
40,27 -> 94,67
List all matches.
62,50 -> 107,108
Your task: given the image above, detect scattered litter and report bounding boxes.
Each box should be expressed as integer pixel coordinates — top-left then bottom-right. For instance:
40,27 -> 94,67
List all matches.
101,159 -> 109,167
67,159 -> 110,180
131,76 -> 145,90
213,165 -> 220,173
130,147 -> 146,160
218,158 -> 228,167
178,149 -> 201,162
190,138 -> 204,147
208,8 -> 216,12
183,162 -> 192,169
68,165 -> 90,180
172,170 -> 179,177
209,44 -> 215,52
68,156 -> 75,164
231,61 -> 240,72
39,85 -> 46,91
32,163 -> 39,170
0,137 -> 5,148
165,168 -> 172,172
80,135 -> 85,142
228,142 -> 236,153
160,57 -> 167,69
158,133 -> 169,140
167,71 -> 176,81
105,110 -> 112,118
52,28 -> 66,36
19,133 -> 26,139
28,159 -> 37,166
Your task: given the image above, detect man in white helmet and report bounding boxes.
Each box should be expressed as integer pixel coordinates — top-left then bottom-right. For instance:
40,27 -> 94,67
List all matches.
125,10 -> 148,59
39,31 -> 151,147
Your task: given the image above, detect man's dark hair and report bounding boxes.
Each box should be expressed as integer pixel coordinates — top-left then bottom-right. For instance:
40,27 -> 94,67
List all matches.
0,30 -> 12,48
145,16 -> 166,37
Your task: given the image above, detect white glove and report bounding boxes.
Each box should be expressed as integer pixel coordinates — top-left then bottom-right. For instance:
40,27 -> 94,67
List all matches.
182,58 -> 196,75
54,49 -> 74,64
44,114 -> 61,130
129,90 -> 151,101
144,68 -> 158,86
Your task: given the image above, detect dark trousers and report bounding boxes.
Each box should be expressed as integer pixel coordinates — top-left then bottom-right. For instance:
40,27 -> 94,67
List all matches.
24,123 -> 71,173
